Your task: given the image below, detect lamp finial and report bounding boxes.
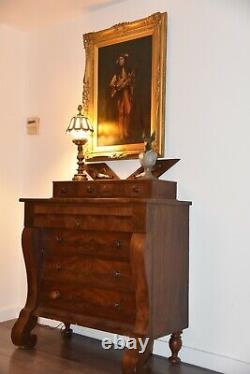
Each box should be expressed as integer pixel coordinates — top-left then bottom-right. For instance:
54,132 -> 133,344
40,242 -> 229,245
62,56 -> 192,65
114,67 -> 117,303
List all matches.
77,105 -> 83,115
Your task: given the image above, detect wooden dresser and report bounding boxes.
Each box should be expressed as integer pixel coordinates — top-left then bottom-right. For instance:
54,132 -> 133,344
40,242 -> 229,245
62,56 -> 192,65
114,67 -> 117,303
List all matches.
12,179 -> 191,373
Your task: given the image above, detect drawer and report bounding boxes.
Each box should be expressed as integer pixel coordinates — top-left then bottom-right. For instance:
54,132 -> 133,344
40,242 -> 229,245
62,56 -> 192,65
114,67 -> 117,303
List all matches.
34,213 -> 134,232
42,257 -> 133,292
39,281 -> 136,323
53,181 -> 147,198
42,230 -> 131,261
53,180 -> 177,199
26,201 -> 146,232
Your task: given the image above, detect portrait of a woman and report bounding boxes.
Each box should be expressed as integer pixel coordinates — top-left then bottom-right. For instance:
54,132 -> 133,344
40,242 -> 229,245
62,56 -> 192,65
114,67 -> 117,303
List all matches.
109,54 -> 135,141
97,35 -> 152,147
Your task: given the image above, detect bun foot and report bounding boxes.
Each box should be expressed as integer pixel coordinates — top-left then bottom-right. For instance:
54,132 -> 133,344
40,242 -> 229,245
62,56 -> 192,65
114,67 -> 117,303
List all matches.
61,323 -> 73,338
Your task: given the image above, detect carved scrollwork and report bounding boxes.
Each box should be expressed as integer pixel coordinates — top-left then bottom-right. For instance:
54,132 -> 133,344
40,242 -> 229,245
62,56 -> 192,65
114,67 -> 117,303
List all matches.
83,35 -> 89,50
83,33 -> 94,50
150,12 -> 162,23
82,77 -> 89,116
113,22 -> 130,32
142,12 -> 162,27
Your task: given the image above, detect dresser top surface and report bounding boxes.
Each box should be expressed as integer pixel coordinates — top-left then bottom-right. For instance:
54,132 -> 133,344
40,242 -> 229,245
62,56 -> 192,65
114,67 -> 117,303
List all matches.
53,179 -> 172,185
19,197 -> 191,206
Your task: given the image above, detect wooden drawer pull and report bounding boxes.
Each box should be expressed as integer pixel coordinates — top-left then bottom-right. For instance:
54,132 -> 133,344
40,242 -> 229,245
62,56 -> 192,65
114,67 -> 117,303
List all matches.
49,290 -> 61,300
132,185 -> 140,193
56,235 -> 63,243
55,264 -> 62,271
87,186 -> 95,194
114,240 -> 122,249
113,271 -> 121,278
60,187 -> 67,195
74,219 -> 81,228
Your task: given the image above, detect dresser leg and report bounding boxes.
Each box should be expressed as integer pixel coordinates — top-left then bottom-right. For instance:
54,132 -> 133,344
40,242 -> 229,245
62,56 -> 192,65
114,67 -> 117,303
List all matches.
61,323 -> 73,338
168,331 -> 182,364
11,227 -> 42,349
122,337 -> 153,373
11,309 -> 37,349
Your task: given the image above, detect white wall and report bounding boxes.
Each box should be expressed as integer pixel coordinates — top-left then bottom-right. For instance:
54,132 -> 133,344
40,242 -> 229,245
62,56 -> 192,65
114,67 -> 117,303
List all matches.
0,25 -> 28,320
2,0 -> 250,373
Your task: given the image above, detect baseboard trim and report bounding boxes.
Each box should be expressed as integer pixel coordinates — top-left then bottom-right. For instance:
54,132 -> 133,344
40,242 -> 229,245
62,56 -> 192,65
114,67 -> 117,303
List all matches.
39,318 -> 250,374
0,305 -> 20,323
153,339 -> 250,374
175,345 -> 250,374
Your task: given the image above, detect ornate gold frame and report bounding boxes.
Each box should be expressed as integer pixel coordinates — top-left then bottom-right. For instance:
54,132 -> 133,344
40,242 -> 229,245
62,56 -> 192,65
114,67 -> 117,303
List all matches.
82,12 -> 167,161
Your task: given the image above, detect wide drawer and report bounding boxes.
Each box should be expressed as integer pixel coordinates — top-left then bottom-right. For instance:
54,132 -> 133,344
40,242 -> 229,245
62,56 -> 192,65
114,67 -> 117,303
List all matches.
24,201 -> 146,232
42,256 -> 133,292
53,180 -> 177,199
39,281 -> 136,324
42,229 -> 131,261
34,213 -> 134,232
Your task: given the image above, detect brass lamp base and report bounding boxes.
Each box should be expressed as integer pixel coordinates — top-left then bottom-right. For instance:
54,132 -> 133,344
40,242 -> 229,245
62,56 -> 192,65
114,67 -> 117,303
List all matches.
72,139 -> 88,182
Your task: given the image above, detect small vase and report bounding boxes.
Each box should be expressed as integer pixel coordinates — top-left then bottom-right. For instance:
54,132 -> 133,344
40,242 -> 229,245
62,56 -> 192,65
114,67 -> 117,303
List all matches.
139,149 -> 157,179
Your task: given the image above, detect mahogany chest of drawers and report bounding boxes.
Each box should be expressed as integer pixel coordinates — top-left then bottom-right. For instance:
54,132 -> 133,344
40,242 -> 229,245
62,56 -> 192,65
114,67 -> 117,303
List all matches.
12,179 -> 191,373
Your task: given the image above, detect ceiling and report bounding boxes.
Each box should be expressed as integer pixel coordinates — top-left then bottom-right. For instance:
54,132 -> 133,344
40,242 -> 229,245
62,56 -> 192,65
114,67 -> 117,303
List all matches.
0,0 -> 120,31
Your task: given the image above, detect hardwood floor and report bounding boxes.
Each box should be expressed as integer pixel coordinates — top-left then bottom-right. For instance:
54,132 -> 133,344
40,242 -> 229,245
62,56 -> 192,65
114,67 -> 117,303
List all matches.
0,320 -> 220,373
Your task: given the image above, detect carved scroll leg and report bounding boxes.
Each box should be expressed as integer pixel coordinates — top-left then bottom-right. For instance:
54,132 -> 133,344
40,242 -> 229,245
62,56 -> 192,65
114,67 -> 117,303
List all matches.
168,331 -> 182,364
11,228 -> 42,349
122,337 -> 153,373
11,309 -> 37,349
61,323 -> 73,338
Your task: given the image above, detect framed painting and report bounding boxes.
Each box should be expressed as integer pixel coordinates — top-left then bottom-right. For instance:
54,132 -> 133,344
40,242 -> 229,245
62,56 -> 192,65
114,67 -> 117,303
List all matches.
82,12 -> 167,161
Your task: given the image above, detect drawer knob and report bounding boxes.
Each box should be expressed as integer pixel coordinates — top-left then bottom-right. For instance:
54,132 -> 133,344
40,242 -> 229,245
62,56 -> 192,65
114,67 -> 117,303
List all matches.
87,185 -> 95,194
132,185 -> 140,193
56,235 -> 63,243
60,187 -> 67,195
114,303 -> 120,310
113,271 -> 121,278
114,240 -> 122,249
49,290 -> 61,300
101,185 -> 111,192
55,264 -> 62,271
75,219 -> 81,228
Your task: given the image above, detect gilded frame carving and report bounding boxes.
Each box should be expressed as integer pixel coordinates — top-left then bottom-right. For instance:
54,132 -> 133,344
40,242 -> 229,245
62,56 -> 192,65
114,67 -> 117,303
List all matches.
82,12 -> 167,161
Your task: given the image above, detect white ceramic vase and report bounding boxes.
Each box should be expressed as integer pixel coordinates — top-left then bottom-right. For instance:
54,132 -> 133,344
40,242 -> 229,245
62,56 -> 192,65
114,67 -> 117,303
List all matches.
139,149 -> 157,179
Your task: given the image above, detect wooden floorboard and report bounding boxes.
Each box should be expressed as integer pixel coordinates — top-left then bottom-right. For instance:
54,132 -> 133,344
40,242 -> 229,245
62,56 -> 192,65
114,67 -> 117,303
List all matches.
0,320 -> 221,373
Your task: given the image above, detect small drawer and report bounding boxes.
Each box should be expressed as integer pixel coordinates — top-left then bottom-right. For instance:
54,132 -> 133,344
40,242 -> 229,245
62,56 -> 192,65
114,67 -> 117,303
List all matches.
53,180 -> 177,199
53,183 -> 100,197
124,182 -> 147,197
54,181 -> 146,197
41,230 -> 131,261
